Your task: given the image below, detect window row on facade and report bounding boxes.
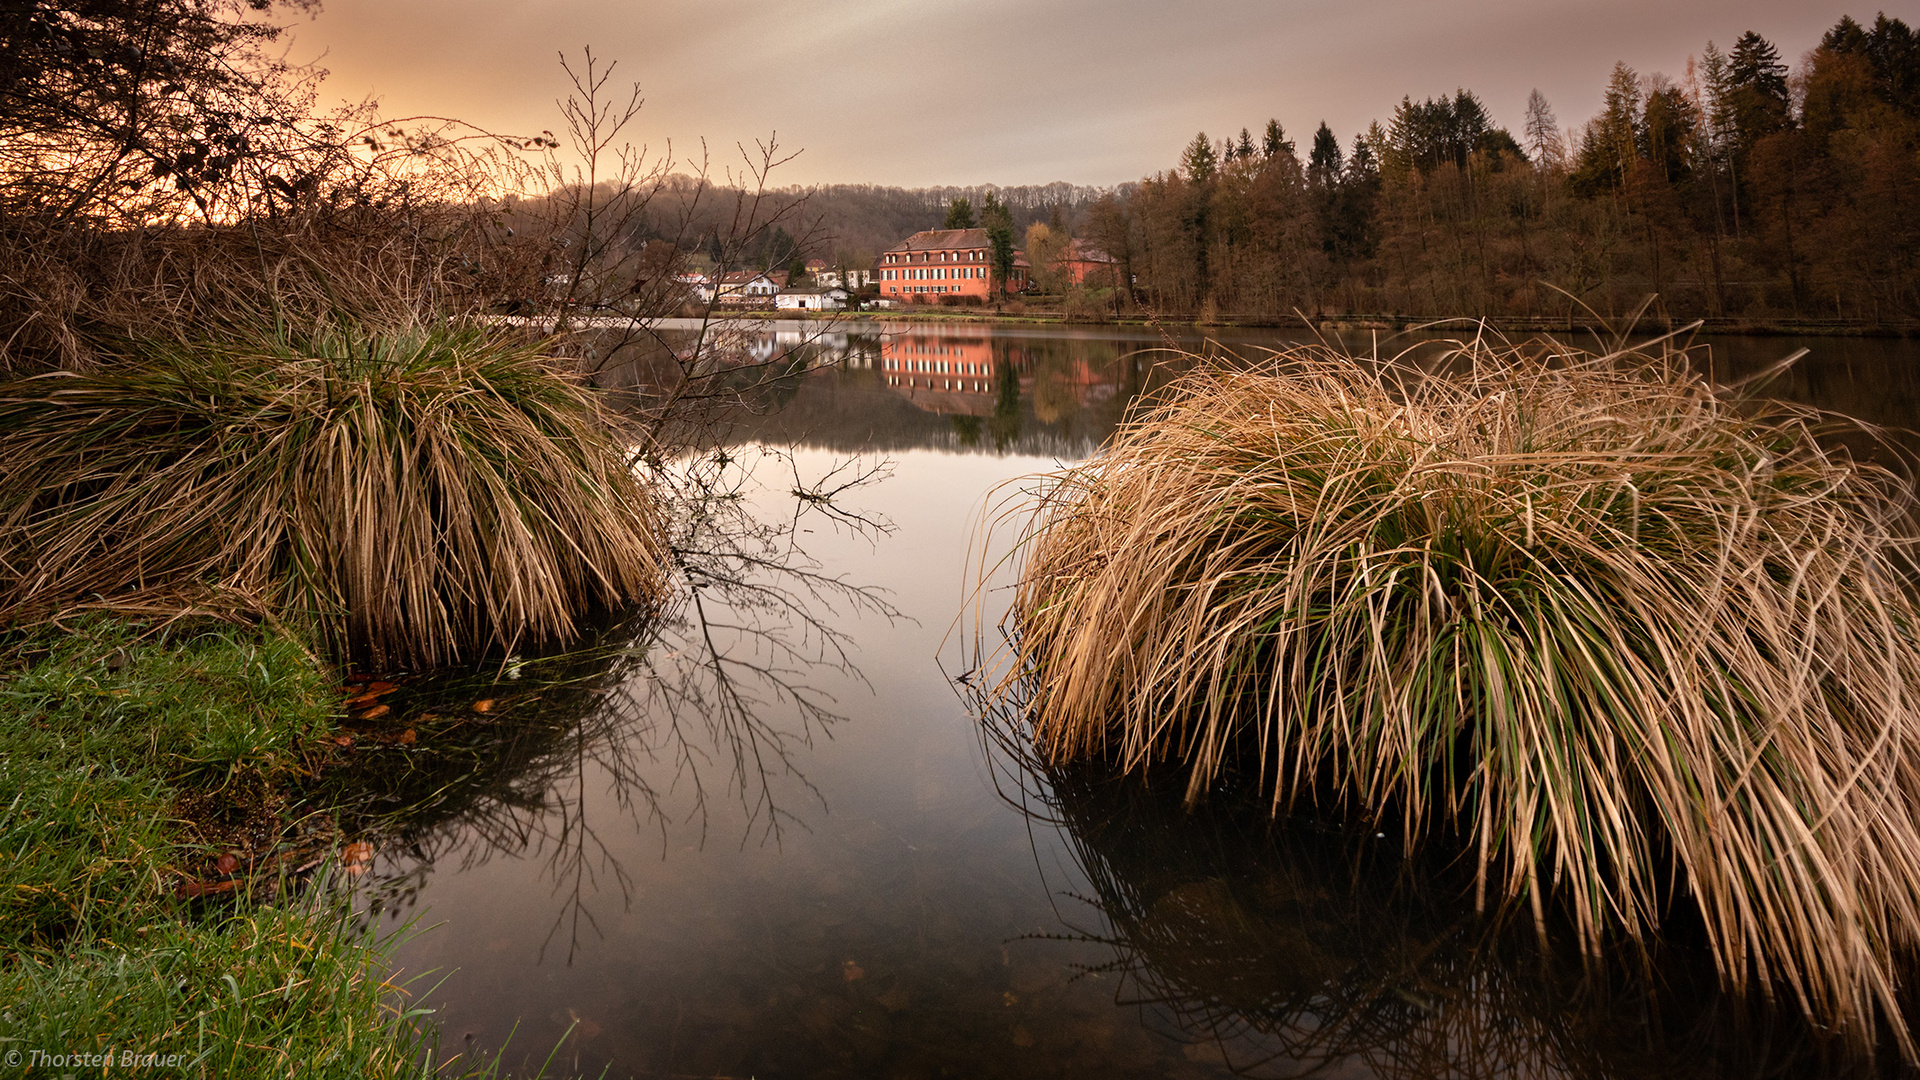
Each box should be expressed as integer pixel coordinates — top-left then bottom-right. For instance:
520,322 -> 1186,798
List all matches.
882,267 -> 990,281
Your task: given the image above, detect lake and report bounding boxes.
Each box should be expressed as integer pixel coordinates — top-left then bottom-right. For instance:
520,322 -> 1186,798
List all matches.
346,322 -> 1920,1079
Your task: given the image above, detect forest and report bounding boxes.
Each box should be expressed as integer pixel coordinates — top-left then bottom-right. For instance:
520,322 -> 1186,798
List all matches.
1071,13 -> 1920,324
657,12 -> 1917,327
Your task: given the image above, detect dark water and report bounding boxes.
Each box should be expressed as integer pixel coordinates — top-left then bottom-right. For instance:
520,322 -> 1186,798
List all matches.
349,324 -> 1920,1079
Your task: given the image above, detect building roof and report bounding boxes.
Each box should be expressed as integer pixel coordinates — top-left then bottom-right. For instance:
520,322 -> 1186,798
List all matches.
804,258 -> 829,270
882,229 -> 1032,272
885,228 -> 990,253
715,269 -> 792,287
1064,238 -> 1117,264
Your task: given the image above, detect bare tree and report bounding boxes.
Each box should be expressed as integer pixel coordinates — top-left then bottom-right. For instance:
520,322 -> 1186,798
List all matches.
1524,89 -> 1564,171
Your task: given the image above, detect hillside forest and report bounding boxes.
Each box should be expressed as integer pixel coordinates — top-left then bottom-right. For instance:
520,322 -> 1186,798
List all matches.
661,12 -> 1920,325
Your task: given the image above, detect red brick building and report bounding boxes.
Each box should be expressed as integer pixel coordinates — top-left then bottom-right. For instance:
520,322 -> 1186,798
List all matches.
1059,239 -> 1121,289
878,228 -> 1028,301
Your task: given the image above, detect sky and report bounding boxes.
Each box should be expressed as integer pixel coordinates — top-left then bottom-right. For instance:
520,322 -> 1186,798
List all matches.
283,0 -> 1908,190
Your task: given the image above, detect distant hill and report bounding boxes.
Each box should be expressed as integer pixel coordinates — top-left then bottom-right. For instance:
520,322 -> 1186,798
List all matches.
578,177 -> 1121,267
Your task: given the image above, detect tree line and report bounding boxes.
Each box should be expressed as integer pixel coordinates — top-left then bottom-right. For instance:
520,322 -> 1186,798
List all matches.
1072,13 -> 1920,324
12,0 -> 1914,344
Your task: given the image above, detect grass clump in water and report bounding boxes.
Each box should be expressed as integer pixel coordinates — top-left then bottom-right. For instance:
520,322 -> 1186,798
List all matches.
0,319 -> 664,669
993,336 -> 1920,1055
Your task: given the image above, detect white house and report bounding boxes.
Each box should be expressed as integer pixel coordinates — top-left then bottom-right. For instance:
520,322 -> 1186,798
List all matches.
813,266 -> 874,290
676,272 -> 713,303
775,286 -> 850,312
712,270 -> 786,304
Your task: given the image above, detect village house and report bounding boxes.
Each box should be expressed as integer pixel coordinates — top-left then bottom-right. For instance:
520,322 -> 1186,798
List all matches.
878,228 -> 1027,301
774,286 -> 850,312
674,271 -> 711,304
707,269 -> 788,305
813,264 -> 875,290
1058,239 -> 1121,289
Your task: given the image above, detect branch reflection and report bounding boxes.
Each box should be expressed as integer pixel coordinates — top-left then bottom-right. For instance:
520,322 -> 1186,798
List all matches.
330,445 -> 899,965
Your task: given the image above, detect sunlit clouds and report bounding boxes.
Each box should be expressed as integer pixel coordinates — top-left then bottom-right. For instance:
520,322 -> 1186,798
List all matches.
289,0 -> 1883,187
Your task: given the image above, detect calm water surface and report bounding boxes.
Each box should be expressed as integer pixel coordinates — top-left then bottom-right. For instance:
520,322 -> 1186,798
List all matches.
352,325 -> 1920,1079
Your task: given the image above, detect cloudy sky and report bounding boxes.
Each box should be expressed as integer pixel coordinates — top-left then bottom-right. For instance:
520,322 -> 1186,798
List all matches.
285,0 -> 1899,189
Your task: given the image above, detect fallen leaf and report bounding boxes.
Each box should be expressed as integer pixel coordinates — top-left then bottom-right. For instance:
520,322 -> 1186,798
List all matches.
344,682 -> 399,707
175,879 -> 237,898
214,852 -> 238,874
841,960 -> 865,982
356,704 -> 390,721
397,729 -> 417,746
471,699 -> 495,713
333,734 -> 354,748
341,841 -> 374,877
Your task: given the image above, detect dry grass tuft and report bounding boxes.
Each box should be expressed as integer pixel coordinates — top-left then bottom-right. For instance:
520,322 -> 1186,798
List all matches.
0,319 -> 665,668
990,335 -> 1920,1055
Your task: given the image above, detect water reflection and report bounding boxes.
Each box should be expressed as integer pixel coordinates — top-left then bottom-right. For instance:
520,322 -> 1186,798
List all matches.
597,320 -> 1920,465
333,444 -> 899,970
332,322 -> 1920,1077
988,751 -> 1892,1079
593,321 -> 1160,459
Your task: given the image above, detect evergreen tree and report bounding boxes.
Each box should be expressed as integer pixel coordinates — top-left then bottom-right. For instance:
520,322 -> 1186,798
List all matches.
1308,122 -> 1344,186
982,191 -> 1016,300
1262,118 -> 1294,160
1338,134 -> 1382,260
1181,131 -> 1218,182
943,196 -> 976,229
1452,90 -> 1493,164
1596,61 -> 1644,186
1308,123 -> 1344,263
1237,127 -> 1256,159
1699,41 -> 1737,154
1386,93 -> 1494,173
1822,14 -> 1920,115
1643,78 -> 1697,181
1346,135 -> 1379,182
1728,30 -> 1791,148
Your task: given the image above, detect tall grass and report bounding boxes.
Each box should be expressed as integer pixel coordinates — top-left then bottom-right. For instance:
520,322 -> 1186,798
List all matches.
991,335 -> 1920,1055
0,319 -> 664,668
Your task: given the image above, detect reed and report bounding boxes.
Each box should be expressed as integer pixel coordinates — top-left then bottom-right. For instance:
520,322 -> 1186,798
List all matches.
0,319 -> 665,668
992,335 -> 1920,1054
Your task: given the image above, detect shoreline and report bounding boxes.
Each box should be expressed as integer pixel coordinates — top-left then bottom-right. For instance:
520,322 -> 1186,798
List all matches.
660,308 -> 1920,339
